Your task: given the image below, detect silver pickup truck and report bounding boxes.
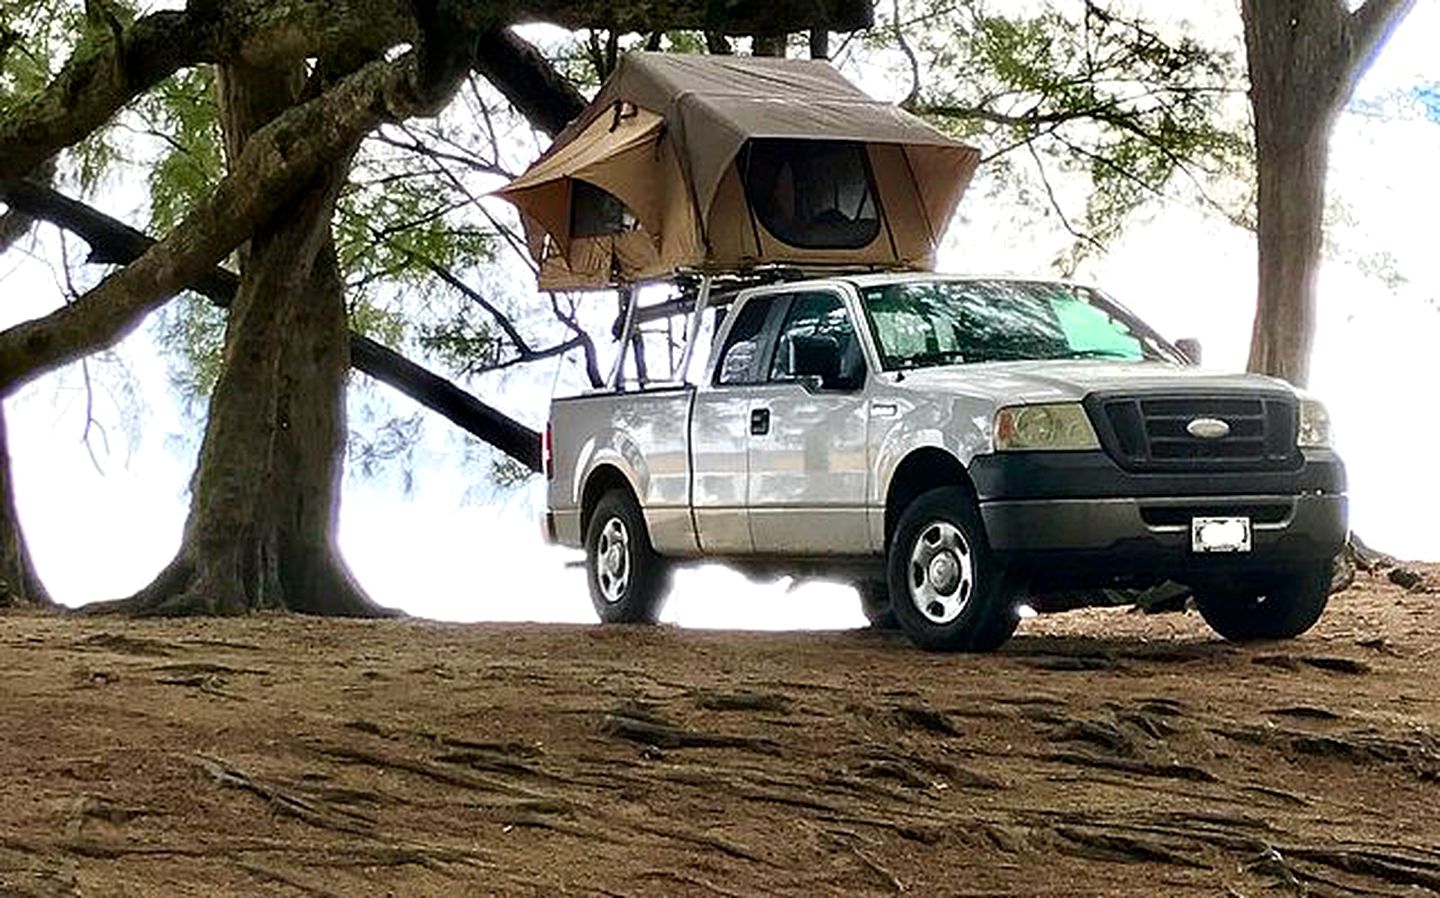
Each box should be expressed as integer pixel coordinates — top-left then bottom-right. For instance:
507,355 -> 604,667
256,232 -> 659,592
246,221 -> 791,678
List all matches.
542,273 -> 1347,651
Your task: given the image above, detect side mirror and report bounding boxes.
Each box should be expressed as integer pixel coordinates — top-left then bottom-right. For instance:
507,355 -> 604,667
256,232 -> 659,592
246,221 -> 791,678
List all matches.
790,334 -> 842,387
1175,337 -> 1202,366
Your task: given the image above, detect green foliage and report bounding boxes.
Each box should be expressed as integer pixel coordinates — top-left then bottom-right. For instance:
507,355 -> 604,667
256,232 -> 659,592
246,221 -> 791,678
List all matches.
868,0 -> 1252,272
416,312 -> 502,375
489,454 -> 535,488
154,293 -> 228,405
1,0 -> 137,194
0,0 -> 85,111
139,67 -> 224,233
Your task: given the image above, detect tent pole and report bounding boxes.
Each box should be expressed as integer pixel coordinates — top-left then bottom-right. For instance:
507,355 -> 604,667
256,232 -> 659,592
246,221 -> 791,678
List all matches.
675,275 -> 712,383
608,286 -> 639,390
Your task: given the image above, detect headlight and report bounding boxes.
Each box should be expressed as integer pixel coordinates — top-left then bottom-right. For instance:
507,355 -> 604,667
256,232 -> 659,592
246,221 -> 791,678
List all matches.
1298,399 -> 1332,448
994,403 -> 1099,451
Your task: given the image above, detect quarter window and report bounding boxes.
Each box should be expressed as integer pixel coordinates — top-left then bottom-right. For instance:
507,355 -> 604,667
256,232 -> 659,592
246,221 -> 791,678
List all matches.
714,298 -> 775,385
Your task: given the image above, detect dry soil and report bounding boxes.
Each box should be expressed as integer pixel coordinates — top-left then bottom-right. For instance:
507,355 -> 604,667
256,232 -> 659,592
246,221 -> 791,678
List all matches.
2,565 -> 1439,896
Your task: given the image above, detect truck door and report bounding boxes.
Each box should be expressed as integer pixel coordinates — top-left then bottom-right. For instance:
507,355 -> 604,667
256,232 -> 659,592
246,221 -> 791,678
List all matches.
690,295 -> 785,554
746,290 -> 872,554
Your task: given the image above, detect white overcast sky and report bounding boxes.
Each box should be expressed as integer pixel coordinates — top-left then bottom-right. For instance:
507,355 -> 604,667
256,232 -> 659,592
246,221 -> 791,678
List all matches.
1,3 -> 1437,628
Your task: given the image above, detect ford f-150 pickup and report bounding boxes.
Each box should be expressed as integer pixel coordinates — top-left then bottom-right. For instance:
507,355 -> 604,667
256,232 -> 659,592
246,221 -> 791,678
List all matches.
543,273 -> 1347,651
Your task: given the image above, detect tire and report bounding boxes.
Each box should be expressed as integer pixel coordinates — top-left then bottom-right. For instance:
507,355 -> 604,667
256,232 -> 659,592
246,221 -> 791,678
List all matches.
584,489 -> 670,624
856,580 -> 899,631
1193,561 -> 1332,641
887,486 -> 1018,652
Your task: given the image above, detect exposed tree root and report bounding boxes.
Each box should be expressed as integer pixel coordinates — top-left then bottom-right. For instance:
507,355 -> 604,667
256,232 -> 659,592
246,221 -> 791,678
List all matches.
81,550 -> 395,619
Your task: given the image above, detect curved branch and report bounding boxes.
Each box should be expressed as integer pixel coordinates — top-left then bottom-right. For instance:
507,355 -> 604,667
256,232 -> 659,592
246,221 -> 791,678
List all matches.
1,182 -> 544,470
0,53 -> 445,396
0,10 -> 212,181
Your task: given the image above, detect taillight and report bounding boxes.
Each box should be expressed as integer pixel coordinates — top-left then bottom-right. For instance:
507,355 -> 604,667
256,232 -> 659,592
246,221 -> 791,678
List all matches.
543,423 -> 554,479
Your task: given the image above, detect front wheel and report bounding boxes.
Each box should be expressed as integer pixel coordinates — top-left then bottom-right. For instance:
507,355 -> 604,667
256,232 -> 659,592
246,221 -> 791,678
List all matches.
1193,561 -> 1332,641
887,486 -> 1018,652
584,490 -> 670,624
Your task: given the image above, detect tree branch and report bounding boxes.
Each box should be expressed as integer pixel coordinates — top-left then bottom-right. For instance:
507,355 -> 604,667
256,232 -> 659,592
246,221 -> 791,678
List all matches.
0,52 -> 452,395
0,10 -> 212,181
350,335 -> 540,470
0,180 -> 543,470
1350,0 -> 1418,50
1347,0 -> 1418,80
472,28 -> 586,138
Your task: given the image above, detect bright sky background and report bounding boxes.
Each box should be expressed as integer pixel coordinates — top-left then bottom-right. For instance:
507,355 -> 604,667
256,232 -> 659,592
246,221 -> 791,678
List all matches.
2,4 -> 1437,629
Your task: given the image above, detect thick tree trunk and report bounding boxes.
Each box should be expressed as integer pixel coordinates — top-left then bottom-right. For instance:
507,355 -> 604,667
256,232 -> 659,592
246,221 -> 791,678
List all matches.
1241,0 -> 1417,386
110,58 -> 384,617
1245,119 -> 1330,386
0,404 -> 50,608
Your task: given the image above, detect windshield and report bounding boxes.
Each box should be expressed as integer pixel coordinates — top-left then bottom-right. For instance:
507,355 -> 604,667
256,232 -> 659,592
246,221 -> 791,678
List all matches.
860,279 -> 1183,371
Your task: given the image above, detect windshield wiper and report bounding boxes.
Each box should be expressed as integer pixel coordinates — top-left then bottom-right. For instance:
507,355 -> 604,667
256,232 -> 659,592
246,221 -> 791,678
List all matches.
1058,349 -> 1137,360
895,350 -> 967,370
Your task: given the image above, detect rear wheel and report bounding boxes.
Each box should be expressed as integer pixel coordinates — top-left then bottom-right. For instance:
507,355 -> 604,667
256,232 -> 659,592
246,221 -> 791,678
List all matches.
1193,561 -> 1332,641
585,489 -> 670,624
887,486 -> 1017,652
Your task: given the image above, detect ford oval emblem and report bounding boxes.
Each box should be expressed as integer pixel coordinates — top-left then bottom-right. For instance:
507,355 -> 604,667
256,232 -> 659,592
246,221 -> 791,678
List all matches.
1186,417 -> 1231,439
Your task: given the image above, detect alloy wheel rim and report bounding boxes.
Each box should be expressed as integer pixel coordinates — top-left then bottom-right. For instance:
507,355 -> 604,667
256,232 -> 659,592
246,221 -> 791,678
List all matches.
907,520 -> 974,624
596,517 -> 631,603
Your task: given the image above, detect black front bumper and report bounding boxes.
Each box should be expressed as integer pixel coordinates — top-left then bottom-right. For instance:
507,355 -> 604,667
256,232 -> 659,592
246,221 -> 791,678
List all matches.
968,449 -> 1348,589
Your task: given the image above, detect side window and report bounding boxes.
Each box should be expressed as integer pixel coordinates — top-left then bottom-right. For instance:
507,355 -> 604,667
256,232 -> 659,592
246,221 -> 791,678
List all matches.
714,298 -> 774,386
769,292 -> 859,381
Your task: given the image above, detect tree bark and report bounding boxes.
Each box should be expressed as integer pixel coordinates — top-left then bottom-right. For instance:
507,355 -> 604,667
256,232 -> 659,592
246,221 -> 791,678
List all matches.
472,28 -> 586,138
752,34 -> 786,56
103,49 -> 387,617
1241,0 -> 1417,385
0,403 -> 51,608
1246,119 -> 1330,386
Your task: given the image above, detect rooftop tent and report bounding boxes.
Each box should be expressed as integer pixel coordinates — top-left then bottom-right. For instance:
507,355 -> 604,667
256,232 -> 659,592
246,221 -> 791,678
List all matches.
493,52 -> 981,290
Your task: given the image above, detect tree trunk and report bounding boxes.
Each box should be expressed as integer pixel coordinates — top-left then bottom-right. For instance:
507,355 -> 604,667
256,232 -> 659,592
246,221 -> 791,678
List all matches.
1245,119 -> 1330,386
1241,0 -> 1417,386
0,403 -> 50,608
112,59 -> 384,617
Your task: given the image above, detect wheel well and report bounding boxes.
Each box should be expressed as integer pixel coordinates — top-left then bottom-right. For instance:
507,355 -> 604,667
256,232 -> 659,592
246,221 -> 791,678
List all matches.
884,448 -> 977,549
580,465 -> 635,537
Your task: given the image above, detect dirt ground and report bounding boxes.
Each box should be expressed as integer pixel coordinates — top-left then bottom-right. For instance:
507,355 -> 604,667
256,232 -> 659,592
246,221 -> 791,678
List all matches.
2,565 -> 1439,897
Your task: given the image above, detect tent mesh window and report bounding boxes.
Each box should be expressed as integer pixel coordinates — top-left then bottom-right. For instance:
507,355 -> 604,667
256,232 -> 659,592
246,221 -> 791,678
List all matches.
570,179 -> 637,237
740,139 -> 880,250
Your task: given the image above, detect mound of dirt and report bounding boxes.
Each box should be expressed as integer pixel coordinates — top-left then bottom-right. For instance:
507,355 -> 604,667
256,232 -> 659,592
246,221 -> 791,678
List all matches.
2,565 -> 1438,896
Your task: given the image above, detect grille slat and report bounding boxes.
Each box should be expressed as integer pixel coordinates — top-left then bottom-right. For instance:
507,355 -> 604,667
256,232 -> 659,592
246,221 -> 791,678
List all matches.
1089,392 -> 1300,472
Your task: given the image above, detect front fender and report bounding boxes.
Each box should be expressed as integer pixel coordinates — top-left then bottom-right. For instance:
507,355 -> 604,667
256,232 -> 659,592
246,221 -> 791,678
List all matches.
869,393 -> 995,507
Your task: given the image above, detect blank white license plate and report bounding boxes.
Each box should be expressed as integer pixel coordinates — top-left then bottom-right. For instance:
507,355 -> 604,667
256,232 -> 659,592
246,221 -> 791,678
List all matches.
1191,516 -> 1252,553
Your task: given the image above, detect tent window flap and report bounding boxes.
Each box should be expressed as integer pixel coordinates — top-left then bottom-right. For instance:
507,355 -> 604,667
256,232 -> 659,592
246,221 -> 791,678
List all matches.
570,179 -> 637,238
740,139 -> 880,250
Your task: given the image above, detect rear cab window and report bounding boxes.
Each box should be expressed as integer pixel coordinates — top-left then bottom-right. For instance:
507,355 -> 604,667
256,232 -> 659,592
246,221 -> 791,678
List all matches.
713,297 -> 777,385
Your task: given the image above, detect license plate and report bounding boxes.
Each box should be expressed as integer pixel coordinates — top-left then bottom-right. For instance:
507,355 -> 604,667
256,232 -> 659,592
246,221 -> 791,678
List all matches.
1191,516 -> 1252,553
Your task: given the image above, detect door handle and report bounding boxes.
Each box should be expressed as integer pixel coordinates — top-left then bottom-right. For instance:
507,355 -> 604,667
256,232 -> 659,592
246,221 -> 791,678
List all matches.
750,407 -> 770,436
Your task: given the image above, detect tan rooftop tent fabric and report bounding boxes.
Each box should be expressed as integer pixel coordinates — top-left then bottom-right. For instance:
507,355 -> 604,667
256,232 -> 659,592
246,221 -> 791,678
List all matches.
493,52 -> 981,289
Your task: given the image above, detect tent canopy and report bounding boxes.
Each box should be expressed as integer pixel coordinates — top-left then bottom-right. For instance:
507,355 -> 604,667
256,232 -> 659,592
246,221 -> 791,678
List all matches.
494,52 -> 980,290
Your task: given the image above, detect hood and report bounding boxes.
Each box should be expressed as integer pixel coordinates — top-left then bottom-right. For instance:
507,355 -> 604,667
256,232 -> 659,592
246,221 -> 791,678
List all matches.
891,360 -> 1297,406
